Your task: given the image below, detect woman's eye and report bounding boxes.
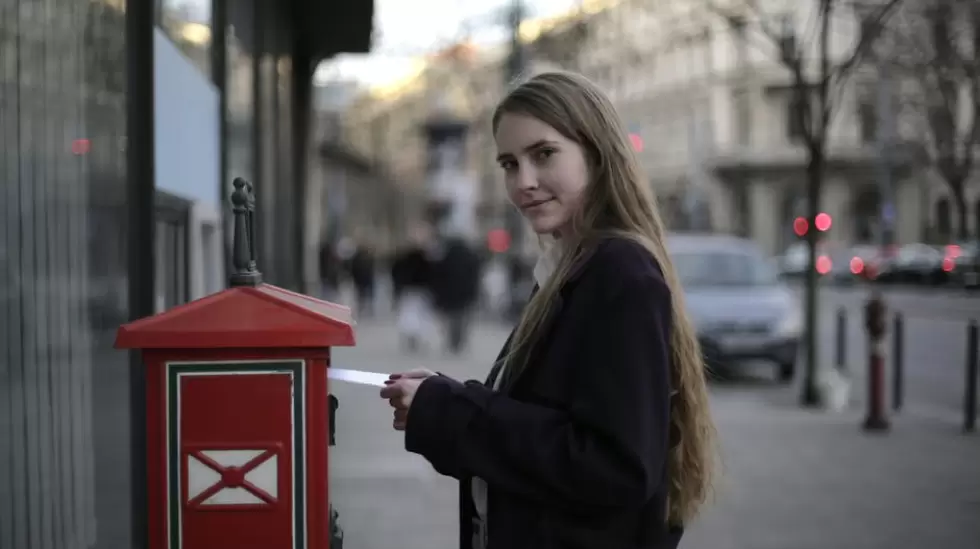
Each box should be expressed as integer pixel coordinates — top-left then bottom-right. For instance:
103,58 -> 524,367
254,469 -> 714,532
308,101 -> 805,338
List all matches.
499,160 -> 517,171
534,148 -> 555,161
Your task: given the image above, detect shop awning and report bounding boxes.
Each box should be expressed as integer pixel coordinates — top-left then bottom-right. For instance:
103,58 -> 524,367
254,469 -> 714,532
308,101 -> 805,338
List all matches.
301,0 -> 374,60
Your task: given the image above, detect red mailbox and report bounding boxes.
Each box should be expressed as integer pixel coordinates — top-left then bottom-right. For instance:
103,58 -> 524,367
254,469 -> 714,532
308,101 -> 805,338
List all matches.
116,178 -> 355,549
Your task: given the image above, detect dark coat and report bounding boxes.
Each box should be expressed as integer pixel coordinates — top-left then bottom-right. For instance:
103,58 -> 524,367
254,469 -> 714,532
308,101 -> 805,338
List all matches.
430,238 -> 481,313
391,247 -> 432,300
405,237 -> 682,549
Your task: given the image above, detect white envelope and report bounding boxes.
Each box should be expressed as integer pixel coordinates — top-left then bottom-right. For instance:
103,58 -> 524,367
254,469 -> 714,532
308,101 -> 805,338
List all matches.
328,368 -> 390,387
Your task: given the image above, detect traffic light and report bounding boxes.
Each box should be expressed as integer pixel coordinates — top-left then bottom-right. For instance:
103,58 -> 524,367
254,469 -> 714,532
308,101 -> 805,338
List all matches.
793,213 -> 832,237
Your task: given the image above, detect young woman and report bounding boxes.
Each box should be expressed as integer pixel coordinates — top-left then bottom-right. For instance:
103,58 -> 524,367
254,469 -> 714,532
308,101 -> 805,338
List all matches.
380,71 -> 718,549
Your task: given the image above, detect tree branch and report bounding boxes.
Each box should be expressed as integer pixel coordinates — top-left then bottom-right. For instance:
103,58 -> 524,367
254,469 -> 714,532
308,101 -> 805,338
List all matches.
963,2 -> 980,175
707,0 -> 798,67
827,0 -> 905,126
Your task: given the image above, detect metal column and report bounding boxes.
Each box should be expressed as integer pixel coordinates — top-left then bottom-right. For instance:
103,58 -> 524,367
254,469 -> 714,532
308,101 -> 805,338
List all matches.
125,0 -> 156,545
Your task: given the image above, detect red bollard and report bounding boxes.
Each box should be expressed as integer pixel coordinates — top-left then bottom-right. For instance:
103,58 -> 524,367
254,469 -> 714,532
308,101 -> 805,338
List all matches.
863,292 -> 890,432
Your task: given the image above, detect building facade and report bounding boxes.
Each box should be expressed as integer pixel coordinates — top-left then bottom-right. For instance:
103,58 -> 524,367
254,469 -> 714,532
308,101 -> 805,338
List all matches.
555,0 -> 979,253
0,0 -> 372,547
450,0 -> 980,255
340,44 -> 490,245
307,80 -> 408,281
334,0 -> 978,258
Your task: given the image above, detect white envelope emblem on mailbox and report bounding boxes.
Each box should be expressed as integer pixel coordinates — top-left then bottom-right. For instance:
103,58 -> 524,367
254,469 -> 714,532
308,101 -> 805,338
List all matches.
186,447 -> 279,508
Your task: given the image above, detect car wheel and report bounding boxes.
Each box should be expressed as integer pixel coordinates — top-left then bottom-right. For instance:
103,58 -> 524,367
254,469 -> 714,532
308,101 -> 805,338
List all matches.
777,362 -> 795,383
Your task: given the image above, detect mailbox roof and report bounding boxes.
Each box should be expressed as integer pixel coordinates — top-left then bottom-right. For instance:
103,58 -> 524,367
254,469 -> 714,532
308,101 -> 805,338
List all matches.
115,284 -> 356,349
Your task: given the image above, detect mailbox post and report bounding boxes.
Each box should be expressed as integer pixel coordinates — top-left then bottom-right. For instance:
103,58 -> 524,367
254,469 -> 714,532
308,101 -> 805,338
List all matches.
116,178 -> 355,549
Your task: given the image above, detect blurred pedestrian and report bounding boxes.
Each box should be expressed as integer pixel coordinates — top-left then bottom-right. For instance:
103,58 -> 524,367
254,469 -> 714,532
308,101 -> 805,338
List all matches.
480,258 -> 508,319
349,243 -> 376,318
318,237 -> 341,302
429,234 -> 481,354
391,226 -> 436,352
380,71 -> 718,549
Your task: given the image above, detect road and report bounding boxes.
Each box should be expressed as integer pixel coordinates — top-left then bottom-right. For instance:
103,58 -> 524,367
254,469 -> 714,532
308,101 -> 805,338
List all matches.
329,319 -> 980,549
350,281 -> 980,424
804,285 -> 980,423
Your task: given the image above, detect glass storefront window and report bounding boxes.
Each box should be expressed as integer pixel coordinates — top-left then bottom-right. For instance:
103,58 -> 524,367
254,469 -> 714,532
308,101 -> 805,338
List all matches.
157,0 -> 213,76
2,1 -> 133,548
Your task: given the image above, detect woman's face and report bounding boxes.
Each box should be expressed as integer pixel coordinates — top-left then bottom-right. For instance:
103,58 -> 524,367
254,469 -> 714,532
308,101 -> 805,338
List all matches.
494,112 -> 589,237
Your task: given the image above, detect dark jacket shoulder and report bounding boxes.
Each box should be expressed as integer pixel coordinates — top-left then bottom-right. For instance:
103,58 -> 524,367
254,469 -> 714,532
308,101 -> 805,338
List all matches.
580,236 -> 668,293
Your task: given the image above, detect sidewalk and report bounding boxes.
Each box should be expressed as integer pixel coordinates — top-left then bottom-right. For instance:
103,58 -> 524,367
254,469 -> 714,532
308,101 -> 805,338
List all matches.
329,321 -> 980,549
685,389 -> 980,549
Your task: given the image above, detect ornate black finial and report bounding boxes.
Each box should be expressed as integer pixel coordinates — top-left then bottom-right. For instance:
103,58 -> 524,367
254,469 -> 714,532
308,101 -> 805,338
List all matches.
229,177 -> 263,287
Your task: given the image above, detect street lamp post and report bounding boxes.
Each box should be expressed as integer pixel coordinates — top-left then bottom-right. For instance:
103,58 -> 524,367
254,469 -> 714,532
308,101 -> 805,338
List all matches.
504,0 -> 528,309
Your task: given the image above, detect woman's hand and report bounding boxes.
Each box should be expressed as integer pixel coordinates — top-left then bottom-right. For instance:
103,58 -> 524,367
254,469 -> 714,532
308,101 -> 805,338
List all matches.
380,369 -> 437,430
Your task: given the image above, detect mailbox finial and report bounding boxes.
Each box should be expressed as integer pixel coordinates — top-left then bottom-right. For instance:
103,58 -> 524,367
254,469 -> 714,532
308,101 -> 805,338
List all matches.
229,177 -> 263,287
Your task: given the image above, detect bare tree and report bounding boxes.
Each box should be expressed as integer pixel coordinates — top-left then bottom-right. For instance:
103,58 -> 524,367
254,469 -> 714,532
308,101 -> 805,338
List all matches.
529,16 -> 591,71
706,0 -> 903,406
877,0 -> 979,240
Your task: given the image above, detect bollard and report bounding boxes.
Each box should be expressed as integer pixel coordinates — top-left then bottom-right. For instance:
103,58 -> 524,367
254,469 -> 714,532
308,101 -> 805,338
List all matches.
835,308 -> 847,374
964,321 -> 978,433
892,313 -> 904,412
863,292 -> 890,432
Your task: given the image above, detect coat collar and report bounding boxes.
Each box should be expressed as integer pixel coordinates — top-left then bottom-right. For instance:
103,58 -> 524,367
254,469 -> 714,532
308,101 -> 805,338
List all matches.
490,242 -> 599,392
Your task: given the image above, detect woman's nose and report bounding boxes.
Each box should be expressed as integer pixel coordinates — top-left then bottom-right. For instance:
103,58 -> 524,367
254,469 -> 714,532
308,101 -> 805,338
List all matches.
515,166 -> 538,190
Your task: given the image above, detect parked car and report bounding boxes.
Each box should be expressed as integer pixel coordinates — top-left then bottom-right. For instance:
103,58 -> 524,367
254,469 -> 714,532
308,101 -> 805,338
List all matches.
874,243 -> 948,285
778,241 -> 833,280
669,233 -> 801,383
946,242 -> 980,289
777,241 -> 855,283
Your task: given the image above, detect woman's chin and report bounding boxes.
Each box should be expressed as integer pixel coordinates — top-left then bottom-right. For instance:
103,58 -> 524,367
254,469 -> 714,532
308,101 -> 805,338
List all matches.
529,220 -> 561,235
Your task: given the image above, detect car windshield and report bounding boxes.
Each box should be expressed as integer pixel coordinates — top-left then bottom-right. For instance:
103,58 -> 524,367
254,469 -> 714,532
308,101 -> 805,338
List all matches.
673,250 -> 779,287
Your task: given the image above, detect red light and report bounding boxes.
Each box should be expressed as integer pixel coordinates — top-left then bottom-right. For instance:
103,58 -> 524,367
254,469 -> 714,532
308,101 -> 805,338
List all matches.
816,255 -> 832,275
849,256 -> 864,274
793,217 -> 808,237
72,138 -> 90,155
814,212 -> 832,231
945,244 -> 961,259
487,229 -> 511,253
629,133 -> 644,152
942,257 -> 955,272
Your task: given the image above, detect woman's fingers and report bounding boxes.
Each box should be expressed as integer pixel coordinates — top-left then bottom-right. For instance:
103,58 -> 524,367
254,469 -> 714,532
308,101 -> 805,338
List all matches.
379,382 -> 403,400
382,375 -> 428,431
388,368 -> 435,380
392,408 -> 408,430
380,382 -> 413,410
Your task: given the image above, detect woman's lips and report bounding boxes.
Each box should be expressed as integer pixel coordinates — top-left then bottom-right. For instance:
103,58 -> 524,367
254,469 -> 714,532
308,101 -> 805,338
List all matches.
521,198 -> 554,210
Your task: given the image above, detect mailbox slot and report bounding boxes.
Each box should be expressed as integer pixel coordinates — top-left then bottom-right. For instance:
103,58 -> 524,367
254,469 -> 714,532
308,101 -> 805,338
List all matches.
328,394 -> 339,446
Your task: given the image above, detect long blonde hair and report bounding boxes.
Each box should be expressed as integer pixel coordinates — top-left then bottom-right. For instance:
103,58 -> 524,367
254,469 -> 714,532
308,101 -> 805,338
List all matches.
492,71 -> 717,526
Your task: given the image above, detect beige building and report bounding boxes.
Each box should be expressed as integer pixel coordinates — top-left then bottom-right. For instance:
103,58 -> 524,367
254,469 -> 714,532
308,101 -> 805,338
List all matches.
340,42 -> 502,245
557,0 -> 978,253
305,81 -> 407,289
337,0 -> 980,255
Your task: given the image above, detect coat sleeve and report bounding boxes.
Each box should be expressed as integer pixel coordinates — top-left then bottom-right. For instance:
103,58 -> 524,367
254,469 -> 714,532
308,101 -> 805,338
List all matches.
404,272 -> 673,512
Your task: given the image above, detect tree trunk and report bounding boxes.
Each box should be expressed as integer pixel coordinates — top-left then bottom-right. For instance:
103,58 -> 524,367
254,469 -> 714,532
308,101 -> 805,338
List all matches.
801,147 -> 824,407
953,186 -> 969,241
